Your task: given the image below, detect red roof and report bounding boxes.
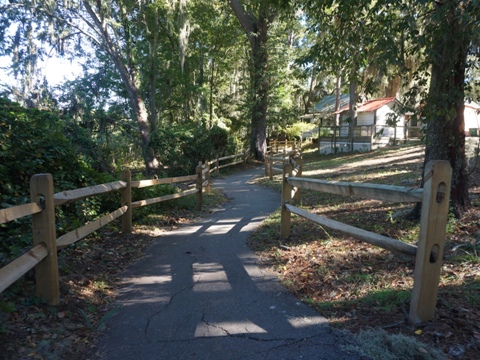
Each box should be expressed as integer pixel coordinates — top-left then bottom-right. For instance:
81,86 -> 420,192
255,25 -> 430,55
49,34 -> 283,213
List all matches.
333,97 -> 397,114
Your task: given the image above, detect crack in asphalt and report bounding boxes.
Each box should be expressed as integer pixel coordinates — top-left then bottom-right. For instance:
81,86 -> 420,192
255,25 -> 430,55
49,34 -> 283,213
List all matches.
197,310 -> 297,343
234,333 -> 340,359
144,263 -> 199,336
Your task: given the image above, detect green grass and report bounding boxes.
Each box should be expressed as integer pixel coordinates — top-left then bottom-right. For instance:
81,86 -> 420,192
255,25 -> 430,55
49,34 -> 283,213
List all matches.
307,289 -> 412,314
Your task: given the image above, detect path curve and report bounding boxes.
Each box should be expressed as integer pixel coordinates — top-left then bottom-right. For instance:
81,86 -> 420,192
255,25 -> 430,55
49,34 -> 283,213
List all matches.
96,166 -> 364,359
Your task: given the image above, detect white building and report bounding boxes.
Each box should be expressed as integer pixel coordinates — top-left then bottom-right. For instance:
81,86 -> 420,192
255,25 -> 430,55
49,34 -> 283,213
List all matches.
319,97 -> 405,154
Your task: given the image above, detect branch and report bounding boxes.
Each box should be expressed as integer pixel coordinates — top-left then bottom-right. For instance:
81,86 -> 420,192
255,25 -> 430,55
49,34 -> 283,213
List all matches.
229,0 -> 256,34
6,2 -> 103,48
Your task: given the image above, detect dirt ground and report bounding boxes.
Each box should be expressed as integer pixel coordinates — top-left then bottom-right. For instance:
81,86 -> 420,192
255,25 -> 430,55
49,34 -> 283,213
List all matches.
249,143 -> 480,360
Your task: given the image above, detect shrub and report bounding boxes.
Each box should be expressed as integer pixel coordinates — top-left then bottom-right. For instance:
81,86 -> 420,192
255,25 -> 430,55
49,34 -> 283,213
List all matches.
147,124 -> 236,175
0,98 -> 100,261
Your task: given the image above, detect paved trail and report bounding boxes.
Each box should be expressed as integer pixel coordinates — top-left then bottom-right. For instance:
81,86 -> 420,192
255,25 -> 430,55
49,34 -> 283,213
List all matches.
97,167 -> 363,359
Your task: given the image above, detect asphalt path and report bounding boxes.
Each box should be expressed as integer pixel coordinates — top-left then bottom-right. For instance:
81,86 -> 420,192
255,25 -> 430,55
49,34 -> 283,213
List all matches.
96,166 -> 364,359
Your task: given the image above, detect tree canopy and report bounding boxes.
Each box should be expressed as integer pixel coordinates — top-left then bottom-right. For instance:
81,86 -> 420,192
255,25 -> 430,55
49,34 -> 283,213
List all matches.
0,0 -> 479,213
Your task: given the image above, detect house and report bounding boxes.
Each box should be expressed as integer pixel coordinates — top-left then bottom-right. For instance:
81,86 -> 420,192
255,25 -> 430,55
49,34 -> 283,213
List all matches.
319,97 -> 405,154
300,94 -> 350,126
405,101 -> 479,138
465,102 -> 480,136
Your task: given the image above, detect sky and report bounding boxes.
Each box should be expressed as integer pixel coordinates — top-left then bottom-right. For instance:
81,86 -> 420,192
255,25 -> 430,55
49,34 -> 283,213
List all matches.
0,55 -> 83,88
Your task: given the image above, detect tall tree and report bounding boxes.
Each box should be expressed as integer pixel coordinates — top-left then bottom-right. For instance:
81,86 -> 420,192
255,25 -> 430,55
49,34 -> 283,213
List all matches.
417,0 -> 479,215
1,0 -> 161,173
229,0 -> 277,161
302,0 -> 479,215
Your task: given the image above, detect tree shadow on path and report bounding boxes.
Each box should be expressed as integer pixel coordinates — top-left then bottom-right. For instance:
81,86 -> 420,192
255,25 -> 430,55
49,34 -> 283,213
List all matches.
96,168 -> 364,360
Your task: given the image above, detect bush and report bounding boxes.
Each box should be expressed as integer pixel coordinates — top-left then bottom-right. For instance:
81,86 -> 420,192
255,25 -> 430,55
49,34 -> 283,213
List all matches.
284,122 -> 316,140
0,98 -> 103,262
147,124 -> 236,176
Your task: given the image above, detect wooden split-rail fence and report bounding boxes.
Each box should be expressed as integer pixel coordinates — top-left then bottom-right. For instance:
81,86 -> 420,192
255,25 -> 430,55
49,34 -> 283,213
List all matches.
264,140 -> 301,180
0,149 -> 249,305
278,151 -> 452,324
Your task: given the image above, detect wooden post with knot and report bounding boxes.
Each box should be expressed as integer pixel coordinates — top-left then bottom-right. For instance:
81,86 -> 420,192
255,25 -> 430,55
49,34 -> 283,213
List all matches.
293,155 -> 302,205
409,160 -> 452,324
205,161 -> 211,195
280,162 -> 293,238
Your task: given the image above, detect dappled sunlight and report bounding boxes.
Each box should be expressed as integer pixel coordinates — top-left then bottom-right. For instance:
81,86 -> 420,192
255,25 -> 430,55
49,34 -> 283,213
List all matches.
217,218 -> 243,223
129,274 -> 172,285
170,225 -> 204,235
287,316 -> 328,328
302,145 -> 424,179
304,153 -> 424,178
240,220 -> 263,232
192,262 -> 232,292
201,223 -> 236,235
194,320 -> 267,337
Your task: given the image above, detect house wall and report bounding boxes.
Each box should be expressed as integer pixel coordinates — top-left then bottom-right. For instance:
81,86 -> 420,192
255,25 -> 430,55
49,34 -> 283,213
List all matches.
357,112 -> 374,125
319,140 -> 371,154
464,106 -> 479,132
374,103 -> 405,138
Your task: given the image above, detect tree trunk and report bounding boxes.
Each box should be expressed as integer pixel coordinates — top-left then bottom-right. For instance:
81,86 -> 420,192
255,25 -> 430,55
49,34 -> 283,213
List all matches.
209,57 -> 215,128
348,80 -> 357,151
229,0 -> 276,162
421,1 -> 471,216
250,15 -> 269,161
83,0 -> 160,174
334,72 -> 341,126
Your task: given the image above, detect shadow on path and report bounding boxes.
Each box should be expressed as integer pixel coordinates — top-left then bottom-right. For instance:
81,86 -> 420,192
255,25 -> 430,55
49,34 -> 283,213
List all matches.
97,167 -> 363,359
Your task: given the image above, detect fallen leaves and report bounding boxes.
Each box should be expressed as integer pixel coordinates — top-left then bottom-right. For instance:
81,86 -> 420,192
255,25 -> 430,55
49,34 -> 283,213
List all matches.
251,145 -> 480,359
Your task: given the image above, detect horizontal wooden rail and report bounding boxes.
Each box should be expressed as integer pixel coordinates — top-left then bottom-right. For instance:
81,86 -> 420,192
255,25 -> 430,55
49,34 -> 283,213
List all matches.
132,175 -> 197,188
271,166 -> 284,173
54,181 -> 126,206
0,202 -> 43,224
270,153 -> 289,159
218,159 -> 244,169
132,188 -> 198,208
218,153 -> 243,161
57,206 -> 128,247
0,244 -> 48,293
1,147 -> 247,299
285,204 -> 417,257
286,177 -> 424,203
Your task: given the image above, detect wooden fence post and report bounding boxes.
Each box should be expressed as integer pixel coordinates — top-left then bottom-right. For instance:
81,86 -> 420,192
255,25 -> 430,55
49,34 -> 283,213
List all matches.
205,161 -> 211,195
216,157 -> 220,176
30,174 -> 59,305
121,169 -> 132,234
269,155 -> 273,180
265,155 -> 269,176
293,155 -> 303,205
409,160 -> 452,324
196,161 -> 203,210
280,163 -> 293,238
